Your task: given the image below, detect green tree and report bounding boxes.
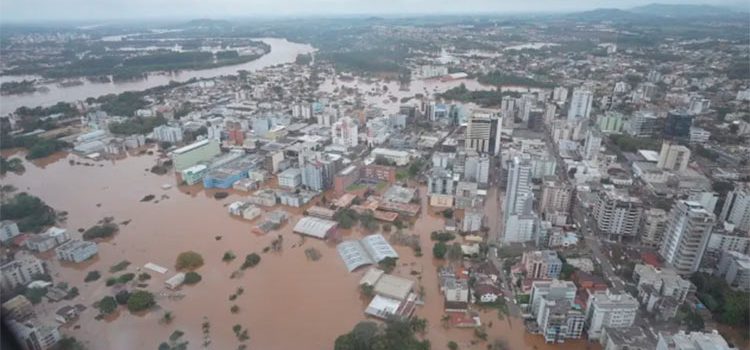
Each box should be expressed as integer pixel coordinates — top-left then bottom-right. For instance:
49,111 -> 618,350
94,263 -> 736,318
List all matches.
241,253 -> 261,270
115,290 -> 131,305
84,270 -> 101,282
97,296 -> 118,315
127,290 -> 155,312
378,257 -> 397,273
184,271 -> 202,285
433,242 -> 447,259
448,341 -> 459,350
360,284 -> 375,297
175,251 -> 204,270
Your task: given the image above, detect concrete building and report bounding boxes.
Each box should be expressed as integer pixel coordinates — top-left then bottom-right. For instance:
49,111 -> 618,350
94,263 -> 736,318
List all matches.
641,208 -> 669,248
656,330 -> 734,350
633,264 -> 694,319
597,112 -> 624,134
535,299 -> 585,343
657,142 -> 691,172
706,227 -> 750,261
720,186 -> 750,232
464,111 -> 502,155
660,201 -> 716,275
0,221 -> 21,243
300,151 -> 338,191
7,318 -> 61,350
370,148 -> 410,166
278,167 -> 302,189
585,290 -> 638,340
522,250 -> 563,280
592,188 -> 643,241
151,125 -> 183,143
540,178 -> 572,225
625,111 -> 662,137
25,227 -> 69,253
529,280 -> 577,316
331,116 -> 358,148
715,250 -> 750,292
171,139 -> 221,171
583,129 -> 603,162
600,326 -> 656,350
504,155 -> 534,225
567,87 -> 593,121
0,256 -> 45,290
664,110 -> 693,140
55,240 -> 98,263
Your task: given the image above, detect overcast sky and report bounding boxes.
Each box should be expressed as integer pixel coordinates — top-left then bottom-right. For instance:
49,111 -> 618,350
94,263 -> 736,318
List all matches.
0,0 -> 744,22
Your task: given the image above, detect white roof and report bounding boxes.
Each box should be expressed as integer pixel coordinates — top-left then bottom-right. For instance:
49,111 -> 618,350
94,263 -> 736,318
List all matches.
337,234 -> 399,272
361,234 -> 399,262
293,217 -> 337,239
365,294 -> 402,319
359,268 -> 385,286
173,139 -> 210,154
373,274 -> 414,300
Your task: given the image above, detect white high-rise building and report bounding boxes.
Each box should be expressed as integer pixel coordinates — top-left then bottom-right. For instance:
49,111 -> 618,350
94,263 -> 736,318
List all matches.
585,290 -> 638,340
152,125 -> 184,143
720,186 -> 750,232
657,142 -> 691,172
660,201 -> 716,275
503,155 -> 538,243
567,88 -> 593,121
331,117 -> 358,148
464,111 -> 502,155
583,129 -> 603,161
592,188 -> 643,241
552,86 -> 568,103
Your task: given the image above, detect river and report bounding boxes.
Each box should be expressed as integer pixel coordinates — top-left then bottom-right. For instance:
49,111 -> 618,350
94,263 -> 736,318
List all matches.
0,38 -> 315,115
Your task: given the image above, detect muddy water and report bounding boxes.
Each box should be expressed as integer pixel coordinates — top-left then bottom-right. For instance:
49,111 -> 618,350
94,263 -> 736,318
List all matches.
2,151 -> 599,350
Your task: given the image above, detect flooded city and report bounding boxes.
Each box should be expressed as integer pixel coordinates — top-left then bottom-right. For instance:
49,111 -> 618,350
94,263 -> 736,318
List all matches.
1,149 -> 600,350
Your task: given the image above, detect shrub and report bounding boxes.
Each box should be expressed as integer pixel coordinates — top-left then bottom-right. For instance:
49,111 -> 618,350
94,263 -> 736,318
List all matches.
97,296 -> 118,315
433,242 -> 447,259
84,270 -> 101,282
115,290 -> 131,305
109,260 -> 130,273
184,271 -> 202,285
230,305 -> 240,314
127,290 -> 155,312
138,272 -> 151,281
105,277 -> 117,286
222,251 -> 236,262
241,253 -> 261,270
117,273 -> 135,284
82,223 -> 119,240
175,251 -> 204,270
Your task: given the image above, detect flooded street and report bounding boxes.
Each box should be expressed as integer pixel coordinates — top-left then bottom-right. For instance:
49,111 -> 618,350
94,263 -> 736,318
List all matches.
0,38 -> 315,115
2,151 -> 599,349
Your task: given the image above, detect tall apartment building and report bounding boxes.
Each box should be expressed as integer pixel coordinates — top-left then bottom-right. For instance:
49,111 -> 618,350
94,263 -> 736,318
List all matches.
0,220 -> 21,243
660,201 -> 716,275
464,111 -> 502,155
299,151 -> 339,191
567,87 -> 593,121
331,116 -> 359,148
152,125 -> 184,143
522,250 -> 563,280
715,250 -> 750,292
529,280 -> 577,316
625,110 -> 662,137
633,264 -> 694,319
0,256 -> 45,291
535,299 -> 585,343
585,290 -> 638,340
656,330 -> 734,350
640,208 -> 669,247
657,142 -> 691,172
540,178 -> 573,225
592,188 -> 643,241
720,186 -> 750,232
583,129 -> 603,161
552,86 -> 569,103
503,155 -> 537,243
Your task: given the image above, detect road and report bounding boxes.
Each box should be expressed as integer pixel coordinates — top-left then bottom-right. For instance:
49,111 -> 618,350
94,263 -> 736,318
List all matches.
572,200 -> 625,292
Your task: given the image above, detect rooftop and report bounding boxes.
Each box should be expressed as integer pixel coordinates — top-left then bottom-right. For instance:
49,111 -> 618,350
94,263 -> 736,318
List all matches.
293,216 -> 337,239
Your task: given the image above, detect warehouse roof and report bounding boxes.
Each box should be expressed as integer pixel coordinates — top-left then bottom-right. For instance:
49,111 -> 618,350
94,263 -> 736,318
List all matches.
293,217 -> 337,239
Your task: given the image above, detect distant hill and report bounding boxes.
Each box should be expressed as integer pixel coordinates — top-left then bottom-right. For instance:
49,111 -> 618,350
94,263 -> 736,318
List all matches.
629,3 -> 738,17
566,3 -> 744,22
178,19 -> 232,29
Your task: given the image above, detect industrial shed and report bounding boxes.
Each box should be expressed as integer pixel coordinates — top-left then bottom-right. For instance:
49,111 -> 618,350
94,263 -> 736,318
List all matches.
336,234 -> 399,272
293,217 -> 337,239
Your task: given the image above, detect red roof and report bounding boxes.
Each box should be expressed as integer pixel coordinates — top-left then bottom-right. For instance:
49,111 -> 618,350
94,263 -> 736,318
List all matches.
641,252 -> 662,268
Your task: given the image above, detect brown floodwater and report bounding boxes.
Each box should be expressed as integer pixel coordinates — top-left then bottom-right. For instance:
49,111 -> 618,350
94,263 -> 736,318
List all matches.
1,149 -> 600,350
